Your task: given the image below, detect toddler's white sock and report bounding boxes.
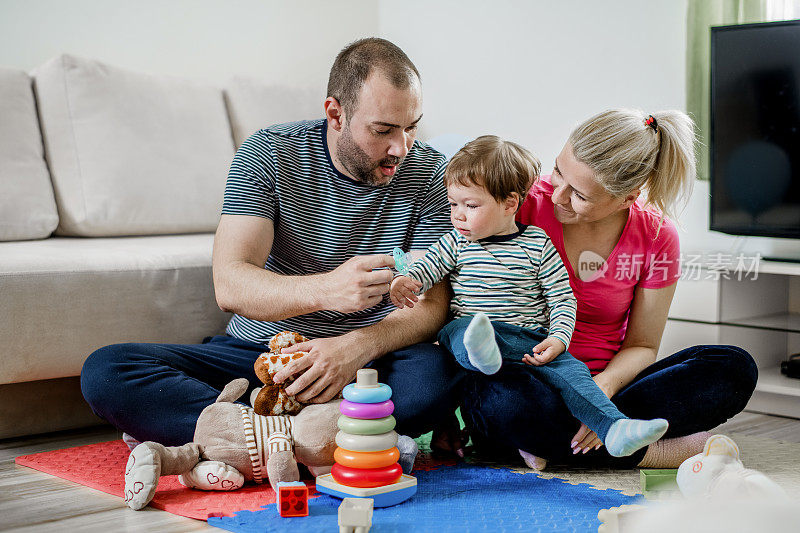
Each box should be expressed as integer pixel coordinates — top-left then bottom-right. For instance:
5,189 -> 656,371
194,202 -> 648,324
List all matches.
463,313 -> 502,374
605,418 -> 669,457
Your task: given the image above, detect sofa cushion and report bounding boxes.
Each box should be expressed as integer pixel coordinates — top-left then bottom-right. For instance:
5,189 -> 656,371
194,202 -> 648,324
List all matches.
225,76 -> 323,147
0,67 -> 59,241
33,55 -> 235,237
0,234 -> 231,384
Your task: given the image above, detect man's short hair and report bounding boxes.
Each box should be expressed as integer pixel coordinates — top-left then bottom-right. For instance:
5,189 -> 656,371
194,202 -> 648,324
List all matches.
327,37 -> 420,117
445,135 -> 542,205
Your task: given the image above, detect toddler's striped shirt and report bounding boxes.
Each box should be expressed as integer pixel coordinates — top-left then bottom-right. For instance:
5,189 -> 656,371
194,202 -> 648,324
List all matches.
406,223 -> 576,348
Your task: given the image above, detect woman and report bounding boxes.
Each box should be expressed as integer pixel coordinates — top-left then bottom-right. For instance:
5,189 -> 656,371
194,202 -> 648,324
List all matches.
459,109 -> 758,469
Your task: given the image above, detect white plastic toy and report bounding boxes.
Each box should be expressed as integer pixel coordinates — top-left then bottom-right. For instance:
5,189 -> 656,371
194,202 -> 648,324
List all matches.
338,497 -> 373,533
597,504 -> 648,533
676,434 -> 788,500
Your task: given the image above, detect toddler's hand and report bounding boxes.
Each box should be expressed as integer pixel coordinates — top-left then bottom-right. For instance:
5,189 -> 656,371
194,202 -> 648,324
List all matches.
390,276 -> 423,309
522,337 -> 566,366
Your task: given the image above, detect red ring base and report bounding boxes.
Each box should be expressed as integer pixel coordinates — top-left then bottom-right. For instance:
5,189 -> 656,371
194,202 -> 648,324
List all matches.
330,462 -> 403,488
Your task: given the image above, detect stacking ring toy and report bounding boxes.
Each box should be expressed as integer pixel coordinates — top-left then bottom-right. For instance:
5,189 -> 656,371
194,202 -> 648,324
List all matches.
337,415 -> 396,435
340,399 -> 394,419
334,447 -> 400,469
342,382 -> 392,404
335,430 -> 398,452
331,462 -> 403,488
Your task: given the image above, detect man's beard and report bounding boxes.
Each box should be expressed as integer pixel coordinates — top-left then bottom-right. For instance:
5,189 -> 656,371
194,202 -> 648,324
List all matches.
336,123 -> 402,187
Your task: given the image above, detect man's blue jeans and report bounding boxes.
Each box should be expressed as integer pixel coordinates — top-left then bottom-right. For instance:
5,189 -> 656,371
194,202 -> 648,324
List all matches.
80,335 -> 462,446
438,316 -> 625,442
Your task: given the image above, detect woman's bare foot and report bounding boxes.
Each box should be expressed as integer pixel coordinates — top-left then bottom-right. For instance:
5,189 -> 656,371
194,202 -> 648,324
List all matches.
518,449 -> 547,471
638,431 -> 712,468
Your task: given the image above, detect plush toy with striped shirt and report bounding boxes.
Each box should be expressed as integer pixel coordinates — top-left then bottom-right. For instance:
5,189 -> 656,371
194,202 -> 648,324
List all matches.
123,331 -> 337,511
123,377 -> 342,511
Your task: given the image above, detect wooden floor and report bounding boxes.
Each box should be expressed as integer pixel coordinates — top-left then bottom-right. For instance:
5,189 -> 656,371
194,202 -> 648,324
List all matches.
0,426 -> 215,532
2,411 -> 799,532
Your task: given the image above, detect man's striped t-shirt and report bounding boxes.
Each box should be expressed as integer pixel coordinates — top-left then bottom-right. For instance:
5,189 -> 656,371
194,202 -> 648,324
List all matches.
405,223 -> 577,348
221,119 -> 451,343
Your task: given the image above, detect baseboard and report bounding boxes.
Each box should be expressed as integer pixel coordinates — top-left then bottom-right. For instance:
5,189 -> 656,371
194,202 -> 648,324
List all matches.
0,377 -> 106,439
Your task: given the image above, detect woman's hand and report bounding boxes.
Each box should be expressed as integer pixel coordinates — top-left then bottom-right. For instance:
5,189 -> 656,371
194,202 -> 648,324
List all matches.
571,424 -> 602,454
569,373 -> 613,454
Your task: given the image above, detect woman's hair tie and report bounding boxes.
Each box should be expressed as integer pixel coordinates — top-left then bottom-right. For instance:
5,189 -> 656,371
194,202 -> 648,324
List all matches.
644,114 -> 658,132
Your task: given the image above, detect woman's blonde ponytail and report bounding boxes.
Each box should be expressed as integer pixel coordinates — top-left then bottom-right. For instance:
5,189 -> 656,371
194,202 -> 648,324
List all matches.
568,108 -> 697,229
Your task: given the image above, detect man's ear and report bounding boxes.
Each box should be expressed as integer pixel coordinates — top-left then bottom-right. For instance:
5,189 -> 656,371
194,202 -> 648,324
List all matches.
324,97 -> 345,132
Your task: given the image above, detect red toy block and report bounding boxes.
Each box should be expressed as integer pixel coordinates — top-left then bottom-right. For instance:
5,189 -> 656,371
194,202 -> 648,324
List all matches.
276,481 -> 308,517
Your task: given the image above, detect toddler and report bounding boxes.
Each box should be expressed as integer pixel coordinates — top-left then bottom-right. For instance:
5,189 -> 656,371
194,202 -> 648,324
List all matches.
390,135 -> 668,462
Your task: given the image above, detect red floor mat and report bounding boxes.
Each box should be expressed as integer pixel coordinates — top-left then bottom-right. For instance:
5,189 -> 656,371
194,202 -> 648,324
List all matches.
15,439 -> 302,520
15,439 -> 456,521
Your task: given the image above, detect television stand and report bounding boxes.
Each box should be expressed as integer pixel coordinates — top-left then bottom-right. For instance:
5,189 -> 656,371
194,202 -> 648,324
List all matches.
660,259 -> 800,419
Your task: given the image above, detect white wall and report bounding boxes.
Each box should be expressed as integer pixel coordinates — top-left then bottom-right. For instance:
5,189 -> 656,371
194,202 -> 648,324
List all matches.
377,2 -> 800,260
9,3 -> 790,276
6,2 -> 797,312
379,0 -> 688,171
1,1 -> 687,165
0,0 -> 379,90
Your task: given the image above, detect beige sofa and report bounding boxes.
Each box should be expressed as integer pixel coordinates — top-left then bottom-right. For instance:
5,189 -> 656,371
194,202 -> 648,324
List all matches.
0,54 -> 321,439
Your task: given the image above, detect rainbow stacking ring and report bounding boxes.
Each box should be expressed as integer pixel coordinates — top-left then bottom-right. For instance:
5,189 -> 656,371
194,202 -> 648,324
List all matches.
342,382 -> 392,404
331,463 -> 403,488
334,447 -> 400,469
335,430 -> 398,452
339,399 -> 394,420
337,415 -> 396,435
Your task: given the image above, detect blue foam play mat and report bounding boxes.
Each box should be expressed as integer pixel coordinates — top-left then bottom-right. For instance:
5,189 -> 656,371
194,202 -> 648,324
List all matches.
208,462 -> 640,532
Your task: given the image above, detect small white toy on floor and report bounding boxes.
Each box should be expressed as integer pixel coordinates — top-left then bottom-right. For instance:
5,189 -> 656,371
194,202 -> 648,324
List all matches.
338,497 -> 373,533
598,435 -> 793,533
597,504 -> 648,533
676,434 -> 788,500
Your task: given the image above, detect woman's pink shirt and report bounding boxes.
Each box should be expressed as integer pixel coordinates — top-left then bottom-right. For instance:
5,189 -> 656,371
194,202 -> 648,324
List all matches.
517,176 -> 681,373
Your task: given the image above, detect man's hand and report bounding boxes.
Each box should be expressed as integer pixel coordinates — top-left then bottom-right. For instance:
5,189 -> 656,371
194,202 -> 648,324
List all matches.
317,255 -> 395,314
389,276 -> 423,309
271,335 -> 370,403
521,337 -> 566,366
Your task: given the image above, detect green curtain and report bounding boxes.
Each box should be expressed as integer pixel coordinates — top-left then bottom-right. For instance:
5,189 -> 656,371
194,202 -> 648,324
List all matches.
686,0 -> 769,180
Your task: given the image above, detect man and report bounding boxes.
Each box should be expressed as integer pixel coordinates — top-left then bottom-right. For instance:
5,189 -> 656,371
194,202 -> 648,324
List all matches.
81,38 -> 462,448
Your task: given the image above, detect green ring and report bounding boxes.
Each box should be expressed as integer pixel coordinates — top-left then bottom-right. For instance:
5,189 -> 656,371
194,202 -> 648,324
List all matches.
337,415 -> 396,435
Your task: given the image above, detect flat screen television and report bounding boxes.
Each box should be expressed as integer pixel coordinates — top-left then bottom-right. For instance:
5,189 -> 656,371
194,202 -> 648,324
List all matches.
710,19 -> 800,239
